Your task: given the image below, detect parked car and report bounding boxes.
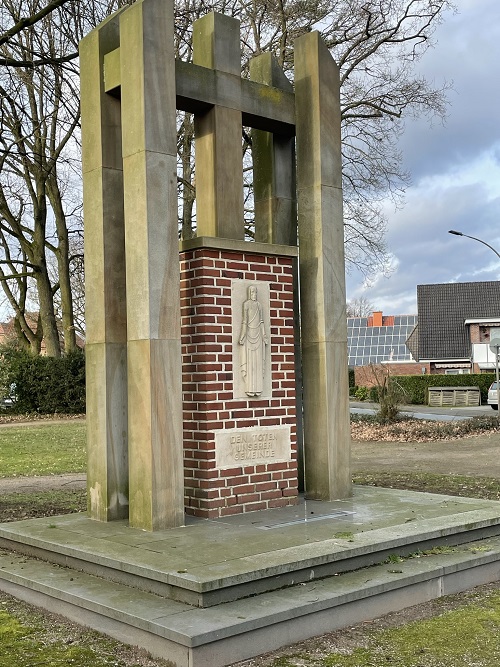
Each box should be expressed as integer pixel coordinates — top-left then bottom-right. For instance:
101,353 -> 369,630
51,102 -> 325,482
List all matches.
488,382 -> 499,410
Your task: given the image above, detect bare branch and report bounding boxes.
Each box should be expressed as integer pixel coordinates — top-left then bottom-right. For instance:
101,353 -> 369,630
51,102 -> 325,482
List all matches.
0,0 -> 72,48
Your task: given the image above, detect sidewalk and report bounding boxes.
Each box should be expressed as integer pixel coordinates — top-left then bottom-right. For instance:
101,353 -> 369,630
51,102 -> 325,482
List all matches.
0,473 -> 86,494
350,400 -> 493,420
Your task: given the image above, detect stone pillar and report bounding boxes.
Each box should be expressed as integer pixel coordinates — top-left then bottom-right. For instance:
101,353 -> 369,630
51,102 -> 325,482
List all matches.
80,12 -> 129,522
193,13 -> 244,240
249,53 -> 303,488
249,53 -> 296,246
294,32 -> 351,500
120,0 -> 184,530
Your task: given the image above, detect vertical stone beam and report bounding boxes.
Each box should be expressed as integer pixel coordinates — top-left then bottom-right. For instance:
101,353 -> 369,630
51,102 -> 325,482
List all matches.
193,13 -> 244,240
249,54 -> 303,486
120,0 -> 184,530
80,13 -> 129,522
249,53 -> 296,246
294,32 -> 351,500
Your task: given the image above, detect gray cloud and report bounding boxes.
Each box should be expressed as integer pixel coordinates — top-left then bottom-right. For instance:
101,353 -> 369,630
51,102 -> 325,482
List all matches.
347,0 -> 500,315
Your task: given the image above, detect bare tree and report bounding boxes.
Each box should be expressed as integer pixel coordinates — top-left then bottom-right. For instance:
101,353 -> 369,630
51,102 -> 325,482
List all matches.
176,0 -> 453,276
0,0 -> 127,354
0,0 -> 75,67
346,296 -> 376,317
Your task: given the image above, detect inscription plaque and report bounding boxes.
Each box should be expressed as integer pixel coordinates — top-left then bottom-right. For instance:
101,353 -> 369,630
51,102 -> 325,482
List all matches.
215,425 -> 292,469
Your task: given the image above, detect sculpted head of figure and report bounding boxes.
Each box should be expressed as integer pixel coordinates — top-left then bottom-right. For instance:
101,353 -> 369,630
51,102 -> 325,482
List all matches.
248,285 -> 257,300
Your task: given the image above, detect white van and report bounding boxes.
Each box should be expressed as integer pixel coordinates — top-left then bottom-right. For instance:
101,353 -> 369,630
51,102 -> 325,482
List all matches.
488,382 -> 499,410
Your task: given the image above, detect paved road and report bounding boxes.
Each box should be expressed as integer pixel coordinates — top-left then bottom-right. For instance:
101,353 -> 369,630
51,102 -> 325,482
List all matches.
350,401 -> 494,421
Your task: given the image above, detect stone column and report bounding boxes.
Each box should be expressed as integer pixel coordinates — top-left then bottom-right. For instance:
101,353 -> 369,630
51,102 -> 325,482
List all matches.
193,13 -> 244,240
249,53 -> 303,488
294,32 -> 351,500
80,12 -> 129,522
120,0 -> 184,530
249,53 -> 296,247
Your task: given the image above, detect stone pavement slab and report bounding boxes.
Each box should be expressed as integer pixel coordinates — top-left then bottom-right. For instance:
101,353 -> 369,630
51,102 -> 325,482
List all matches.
1,487 -> 500,607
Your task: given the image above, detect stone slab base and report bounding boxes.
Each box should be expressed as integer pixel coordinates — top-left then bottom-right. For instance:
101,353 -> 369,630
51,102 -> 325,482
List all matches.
2,487 -> 500,607
2,488 -> 500,664
1,537 -> 500,667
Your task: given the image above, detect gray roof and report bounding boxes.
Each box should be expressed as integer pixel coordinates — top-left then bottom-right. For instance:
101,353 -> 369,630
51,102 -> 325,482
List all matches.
417,281 -> 500,361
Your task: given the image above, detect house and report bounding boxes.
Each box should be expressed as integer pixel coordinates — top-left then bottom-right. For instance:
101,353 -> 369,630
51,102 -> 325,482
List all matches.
348,310 -> 420,386
0,315 -> 85,354
410,280 -> 500,374
349,280 -> 500,388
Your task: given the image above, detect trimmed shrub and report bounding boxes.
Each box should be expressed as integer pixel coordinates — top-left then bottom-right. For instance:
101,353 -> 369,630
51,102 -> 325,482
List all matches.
354,386 -> 369,401
389,373 -> 495,405
348,367 -> 355,388
0,345 -> 85,414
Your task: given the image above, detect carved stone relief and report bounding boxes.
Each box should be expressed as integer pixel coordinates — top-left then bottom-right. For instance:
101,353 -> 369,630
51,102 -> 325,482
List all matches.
232,280 -> 272,399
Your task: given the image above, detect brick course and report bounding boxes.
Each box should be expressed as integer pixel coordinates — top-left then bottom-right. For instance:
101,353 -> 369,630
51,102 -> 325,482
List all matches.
180,247 -> 298,518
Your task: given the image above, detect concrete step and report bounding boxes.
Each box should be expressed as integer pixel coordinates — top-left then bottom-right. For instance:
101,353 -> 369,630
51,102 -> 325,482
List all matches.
3,488 -> 500,665
2,535 -> 500,667
1,487 -> 500,607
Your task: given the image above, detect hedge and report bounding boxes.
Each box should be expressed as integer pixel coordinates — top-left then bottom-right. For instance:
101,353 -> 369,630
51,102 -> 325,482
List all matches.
0,346 -> 85,414
389,373 -> 495,405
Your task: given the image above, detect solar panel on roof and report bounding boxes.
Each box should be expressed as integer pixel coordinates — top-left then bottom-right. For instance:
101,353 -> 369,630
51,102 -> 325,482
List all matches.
347,314 -> 418,366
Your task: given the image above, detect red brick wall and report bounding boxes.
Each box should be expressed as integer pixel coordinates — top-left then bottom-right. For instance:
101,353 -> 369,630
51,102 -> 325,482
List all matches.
469,324 -> 480,344
180,247 -> 298,518
354,362 -> 429,388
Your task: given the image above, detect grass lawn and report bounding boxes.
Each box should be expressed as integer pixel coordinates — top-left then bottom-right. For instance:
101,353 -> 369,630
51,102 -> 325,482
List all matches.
0,422 -> 86,477
0,590 -> 173,667
257,584 -> 500,666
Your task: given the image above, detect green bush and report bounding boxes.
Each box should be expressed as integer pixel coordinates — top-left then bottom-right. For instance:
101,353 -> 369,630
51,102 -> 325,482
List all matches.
389,373 -> 495,405
348,367 -> 355,388
0,346 -> 85,414
354,386 -> 369,401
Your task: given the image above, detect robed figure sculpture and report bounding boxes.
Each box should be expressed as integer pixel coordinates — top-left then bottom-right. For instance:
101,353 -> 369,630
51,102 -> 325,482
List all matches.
238,285 -> 268,396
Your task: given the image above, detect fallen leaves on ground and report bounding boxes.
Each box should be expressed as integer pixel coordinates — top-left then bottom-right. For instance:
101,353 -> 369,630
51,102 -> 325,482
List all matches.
0,413 -> 85,425
351,415 -> 500,442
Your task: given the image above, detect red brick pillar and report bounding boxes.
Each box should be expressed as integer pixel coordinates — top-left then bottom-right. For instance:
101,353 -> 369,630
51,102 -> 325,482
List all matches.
180,241 -> 299,518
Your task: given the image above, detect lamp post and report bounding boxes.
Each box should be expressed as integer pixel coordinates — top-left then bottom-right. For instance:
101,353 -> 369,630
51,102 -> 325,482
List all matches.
448,229 -> 500,260
448,230 -> 500,410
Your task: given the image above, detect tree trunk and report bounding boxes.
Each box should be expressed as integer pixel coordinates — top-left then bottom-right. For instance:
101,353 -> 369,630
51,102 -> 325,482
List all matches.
48,174 -> 77,353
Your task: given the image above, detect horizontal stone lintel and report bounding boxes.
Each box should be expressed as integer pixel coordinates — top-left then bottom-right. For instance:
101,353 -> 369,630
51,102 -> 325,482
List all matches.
103,49 -> 295,136
179,236 -> 298,257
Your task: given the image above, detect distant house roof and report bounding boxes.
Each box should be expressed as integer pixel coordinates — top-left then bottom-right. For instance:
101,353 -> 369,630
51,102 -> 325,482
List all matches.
416,281 -> 500,361
0,314 -> 84,353
347,312 -> 418,367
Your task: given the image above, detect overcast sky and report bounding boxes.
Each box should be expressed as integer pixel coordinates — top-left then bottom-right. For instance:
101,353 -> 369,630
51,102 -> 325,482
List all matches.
346,0 -> 500,315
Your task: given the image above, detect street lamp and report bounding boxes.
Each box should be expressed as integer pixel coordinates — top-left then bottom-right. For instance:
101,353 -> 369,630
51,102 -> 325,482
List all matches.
448,229 -> 500,260
448,230 -> 500,411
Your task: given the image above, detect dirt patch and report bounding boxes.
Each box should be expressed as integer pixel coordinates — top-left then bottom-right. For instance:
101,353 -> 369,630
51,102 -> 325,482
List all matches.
351,432 -> 500,478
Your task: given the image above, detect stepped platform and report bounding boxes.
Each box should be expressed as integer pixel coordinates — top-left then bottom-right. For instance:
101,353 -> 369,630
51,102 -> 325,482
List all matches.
1,486 -> 500,666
